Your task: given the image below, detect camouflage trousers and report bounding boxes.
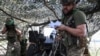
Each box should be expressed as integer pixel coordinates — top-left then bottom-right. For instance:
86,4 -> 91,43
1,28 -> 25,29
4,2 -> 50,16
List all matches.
5,41 -> 21,56
67,47 -> 85,56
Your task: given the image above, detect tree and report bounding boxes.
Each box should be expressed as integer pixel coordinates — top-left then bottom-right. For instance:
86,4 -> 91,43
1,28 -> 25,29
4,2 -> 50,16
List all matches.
0,0 -> 100,38
0,0 -> 100,56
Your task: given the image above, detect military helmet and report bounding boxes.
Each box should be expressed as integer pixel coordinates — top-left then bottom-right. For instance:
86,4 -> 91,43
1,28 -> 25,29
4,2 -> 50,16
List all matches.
61,0 -> 80,5
6,18 -> 14,25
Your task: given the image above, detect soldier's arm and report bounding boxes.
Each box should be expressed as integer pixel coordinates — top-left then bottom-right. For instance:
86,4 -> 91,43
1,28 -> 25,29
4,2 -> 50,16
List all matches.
16,29 -> 22,41
60,11 -> 87,38
1,27 -> 7,34
64,24 -> 87,37
57,24 -> 87,37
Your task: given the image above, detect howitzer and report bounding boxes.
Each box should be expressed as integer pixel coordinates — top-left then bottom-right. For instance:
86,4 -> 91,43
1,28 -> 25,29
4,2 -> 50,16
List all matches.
48,29 -> 66,56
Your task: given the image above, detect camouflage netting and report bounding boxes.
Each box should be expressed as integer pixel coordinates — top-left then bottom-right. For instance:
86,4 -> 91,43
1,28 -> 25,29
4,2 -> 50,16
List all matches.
0,0 -> 100,36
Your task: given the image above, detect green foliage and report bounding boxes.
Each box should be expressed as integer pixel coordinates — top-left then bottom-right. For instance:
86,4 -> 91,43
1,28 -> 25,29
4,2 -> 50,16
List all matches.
29,5 -> 37,9
23,6 -> 28,10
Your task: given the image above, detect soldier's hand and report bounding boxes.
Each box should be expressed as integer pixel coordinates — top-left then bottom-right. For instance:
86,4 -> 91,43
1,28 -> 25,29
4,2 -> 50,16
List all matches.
56,24 -> 66,31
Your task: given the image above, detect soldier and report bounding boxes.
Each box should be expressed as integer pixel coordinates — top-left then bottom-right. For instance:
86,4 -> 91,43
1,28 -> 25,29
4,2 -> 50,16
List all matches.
1,17 -> 22,56
56,0 -> 87,56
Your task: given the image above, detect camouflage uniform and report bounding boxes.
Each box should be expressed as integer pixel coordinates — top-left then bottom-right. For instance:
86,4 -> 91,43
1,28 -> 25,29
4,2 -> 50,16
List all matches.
62,9 -> 87,56
5,30 -> 21,56
6,41 -> 20,56
67,47 -> 85,56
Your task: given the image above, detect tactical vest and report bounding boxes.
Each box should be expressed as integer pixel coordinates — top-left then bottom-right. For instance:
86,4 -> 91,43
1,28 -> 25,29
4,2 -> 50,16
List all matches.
62,10 -> 85,48
62,15 -> 78,47
7,30 -> 18,43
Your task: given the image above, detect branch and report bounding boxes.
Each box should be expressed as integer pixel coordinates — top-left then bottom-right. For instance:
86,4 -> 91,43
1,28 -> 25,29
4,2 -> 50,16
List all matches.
29,21 -> 50,26
29,19 -> 61,26
0,8 -> 60,26
0,8 -> 51,26
0,8 -> 29,23
43,0 -> 60,20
